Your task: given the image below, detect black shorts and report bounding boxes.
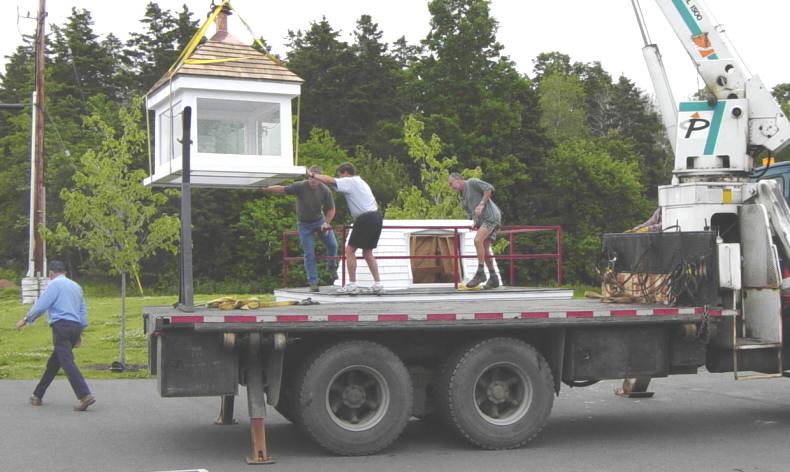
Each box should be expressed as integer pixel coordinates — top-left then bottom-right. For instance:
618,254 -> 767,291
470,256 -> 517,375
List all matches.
348,211 -> 383,250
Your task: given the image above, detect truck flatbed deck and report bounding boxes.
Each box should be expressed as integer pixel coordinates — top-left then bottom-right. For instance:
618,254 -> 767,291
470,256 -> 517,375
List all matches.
145,296 -> 735,333
273,285 -> 573,303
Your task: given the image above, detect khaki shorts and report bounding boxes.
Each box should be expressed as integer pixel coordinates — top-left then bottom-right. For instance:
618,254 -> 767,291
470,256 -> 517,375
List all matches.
478,220 -> 499,241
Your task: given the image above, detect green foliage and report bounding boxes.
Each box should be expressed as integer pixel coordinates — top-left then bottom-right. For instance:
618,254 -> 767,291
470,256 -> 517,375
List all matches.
237,195 -> 296,272
0,267 -> 20,280
407,0 -> 548,225
0,45 -> 38,270
537,137 -> 652,283
353,146 -> 409,210
773,83 -> 790,161
122,3 -> 199,94
532,51 -> 573,82
538,72 -> 588,142
286,19 -> 355,144
385,115 -> 471,219
0,286 -> 20,300
298,127 -> 350,171
48,97 -> 180,294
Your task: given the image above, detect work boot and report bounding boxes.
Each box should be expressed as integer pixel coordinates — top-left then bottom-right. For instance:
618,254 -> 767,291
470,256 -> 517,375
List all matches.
309,284 -> 320,293
30,394 -> 42,406
74,395 -> 95,412
484,274 -> 500,289
466,269 -> 487,288
337,283 -> 363,294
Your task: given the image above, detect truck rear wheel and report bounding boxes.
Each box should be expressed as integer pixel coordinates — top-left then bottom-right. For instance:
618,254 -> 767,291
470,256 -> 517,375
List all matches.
295,340 -> 413,455
439,337 -> 554,449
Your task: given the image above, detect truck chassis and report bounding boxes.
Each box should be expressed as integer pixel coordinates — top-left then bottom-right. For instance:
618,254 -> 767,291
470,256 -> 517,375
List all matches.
144,294 -> 782,460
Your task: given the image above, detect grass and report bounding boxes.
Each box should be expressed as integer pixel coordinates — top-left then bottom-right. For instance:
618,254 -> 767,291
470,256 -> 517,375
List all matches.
0,292 -> 272,380
567,284 -> 599,298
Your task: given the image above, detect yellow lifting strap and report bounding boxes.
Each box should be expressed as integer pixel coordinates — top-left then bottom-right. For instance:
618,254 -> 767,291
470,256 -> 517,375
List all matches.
169,1 -> 287,71
185,56 -> 259,65
167,0 -> 228,76
200,296 -> 300,310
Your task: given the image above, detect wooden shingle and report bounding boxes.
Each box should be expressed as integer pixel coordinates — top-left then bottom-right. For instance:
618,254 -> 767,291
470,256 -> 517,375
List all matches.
148,39 -> 302,96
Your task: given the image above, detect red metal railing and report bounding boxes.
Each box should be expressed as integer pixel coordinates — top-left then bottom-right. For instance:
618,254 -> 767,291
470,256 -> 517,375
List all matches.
281,224 -> 563,288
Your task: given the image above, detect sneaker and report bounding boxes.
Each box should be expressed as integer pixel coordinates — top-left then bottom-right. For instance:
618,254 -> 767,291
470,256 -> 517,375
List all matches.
484,274 -> 500,289
74,394 -> 95,411
466,270 -> 487,288
370,282 -> 384,294
30,394 -> 42,406
309,284 -> 320,293
337,283 -> 362,294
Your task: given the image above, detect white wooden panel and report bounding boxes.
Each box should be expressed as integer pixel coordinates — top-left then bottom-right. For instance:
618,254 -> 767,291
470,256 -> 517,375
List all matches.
339,220 -> 500,288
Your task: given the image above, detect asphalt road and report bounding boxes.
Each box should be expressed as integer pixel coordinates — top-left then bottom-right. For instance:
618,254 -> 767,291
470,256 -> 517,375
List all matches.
1,372 -> 789,472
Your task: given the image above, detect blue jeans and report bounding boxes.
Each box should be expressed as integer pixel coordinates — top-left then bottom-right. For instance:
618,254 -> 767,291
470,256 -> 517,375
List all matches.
297,217 -> 338,285
33,320 -> 91,400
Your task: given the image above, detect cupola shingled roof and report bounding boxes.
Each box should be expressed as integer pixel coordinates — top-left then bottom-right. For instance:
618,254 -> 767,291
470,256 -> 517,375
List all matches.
147,6 -> 302,97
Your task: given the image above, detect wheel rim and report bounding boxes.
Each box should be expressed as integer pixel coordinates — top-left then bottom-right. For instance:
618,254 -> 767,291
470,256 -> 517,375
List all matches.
325,365 -> 390,431
473,362 -> 532,426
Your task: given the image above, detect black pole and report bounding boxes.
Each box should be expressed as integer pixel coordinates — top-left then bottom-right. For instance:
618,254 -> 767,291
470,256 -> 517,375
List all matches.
178,106 -> 194,311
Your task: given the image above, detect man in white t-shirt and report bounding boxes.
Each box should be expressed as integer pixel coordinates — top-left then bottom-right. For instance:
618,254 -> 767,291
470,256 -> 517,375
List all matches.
307,163 -> 383,294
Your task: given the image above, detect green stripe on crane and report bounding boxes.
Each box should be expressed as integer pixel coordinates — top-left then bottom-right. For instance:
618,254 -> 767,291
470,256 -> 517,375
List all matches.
671,0 -> 718,60
671,0 -> 702,36
704,101 -> 725,155
678,101 -> 725,155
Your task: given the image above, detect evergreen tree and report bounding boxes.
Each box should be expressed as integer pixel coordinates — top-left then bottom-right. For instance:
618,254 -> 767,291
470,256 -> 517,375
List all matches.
409,0 -> 549,225
286,18 -> 355,143
122,2 -> 198,95
49,9 -> 121,106
0,44 -> 35,270
347,15 -> 405,150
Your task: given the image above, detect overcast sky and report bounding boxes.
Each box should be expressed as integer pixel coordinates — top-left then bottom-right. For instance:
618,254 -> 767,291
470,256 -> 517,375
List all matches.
1,0 -> 787,102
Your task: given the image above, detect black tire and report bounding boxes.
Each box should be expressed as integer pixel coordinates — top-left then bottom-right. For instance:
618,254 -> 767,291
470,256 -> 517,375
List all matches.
435,344 -> 470,430
274,383 -> 298,424
273,348 -> 306,425
440,337 -> 554,449
295,340 -> 413,455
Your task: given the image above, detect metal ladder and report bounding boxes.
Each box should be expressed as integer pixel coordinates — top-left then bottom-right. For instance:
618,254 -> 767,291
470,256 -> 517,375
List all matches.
732,317 -> 784,380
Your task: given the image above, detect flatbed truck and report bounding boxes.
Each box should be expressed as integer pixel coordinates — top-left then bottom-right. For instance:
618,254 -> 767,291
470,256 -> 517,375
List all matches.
144,290 -> 750,461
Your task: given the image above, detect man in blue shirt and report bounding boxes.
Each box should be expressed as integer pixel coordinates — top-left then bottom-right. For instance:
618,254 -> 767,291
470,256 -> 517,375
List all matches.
16,260 -> 95,411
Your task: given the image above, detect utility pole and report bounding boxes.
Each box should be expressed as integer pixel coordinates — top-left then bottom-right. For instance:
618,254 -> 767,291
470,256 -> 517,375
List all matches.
22,0 -> 47,303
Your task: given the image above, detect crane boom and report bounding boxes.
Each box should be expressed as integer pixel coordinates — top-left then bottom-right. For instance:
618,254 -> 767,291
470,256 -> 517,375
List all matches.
652,0 -> 789,155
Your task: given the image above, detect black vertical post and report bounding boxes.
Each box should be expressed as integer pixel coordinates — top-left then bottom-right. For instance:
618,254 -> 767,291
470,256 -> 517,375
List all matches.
179,107 -> 194,311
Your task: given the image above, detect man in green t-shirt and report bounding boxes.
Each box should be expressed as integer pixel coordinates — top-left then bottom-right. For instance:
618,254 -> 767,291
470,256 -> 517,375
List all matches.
262,165 -> 337,292
448,172 -> 501,289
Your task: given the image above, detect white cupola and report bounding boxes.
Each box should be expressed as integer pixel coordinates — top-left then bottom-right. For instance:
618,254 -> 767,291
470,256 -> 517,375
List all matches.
144,5 -> 304,188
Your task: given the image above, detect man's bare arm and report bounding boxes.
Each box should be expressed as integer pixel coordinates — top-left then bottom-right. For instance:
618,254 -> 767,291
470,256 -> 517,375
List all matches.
306,169 -> 336,186
261,185 -> 287,194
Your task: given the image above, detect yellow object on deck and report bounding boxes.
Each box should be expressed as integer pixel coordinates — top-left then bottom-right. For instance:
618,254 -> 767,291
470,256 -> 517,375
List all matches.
200,297 -> 298,310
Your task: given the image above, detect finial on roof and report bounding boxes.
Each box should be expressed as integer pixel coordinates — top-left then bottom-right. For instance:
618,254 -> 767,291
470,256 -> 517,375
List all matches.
209,3 -> 241,44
